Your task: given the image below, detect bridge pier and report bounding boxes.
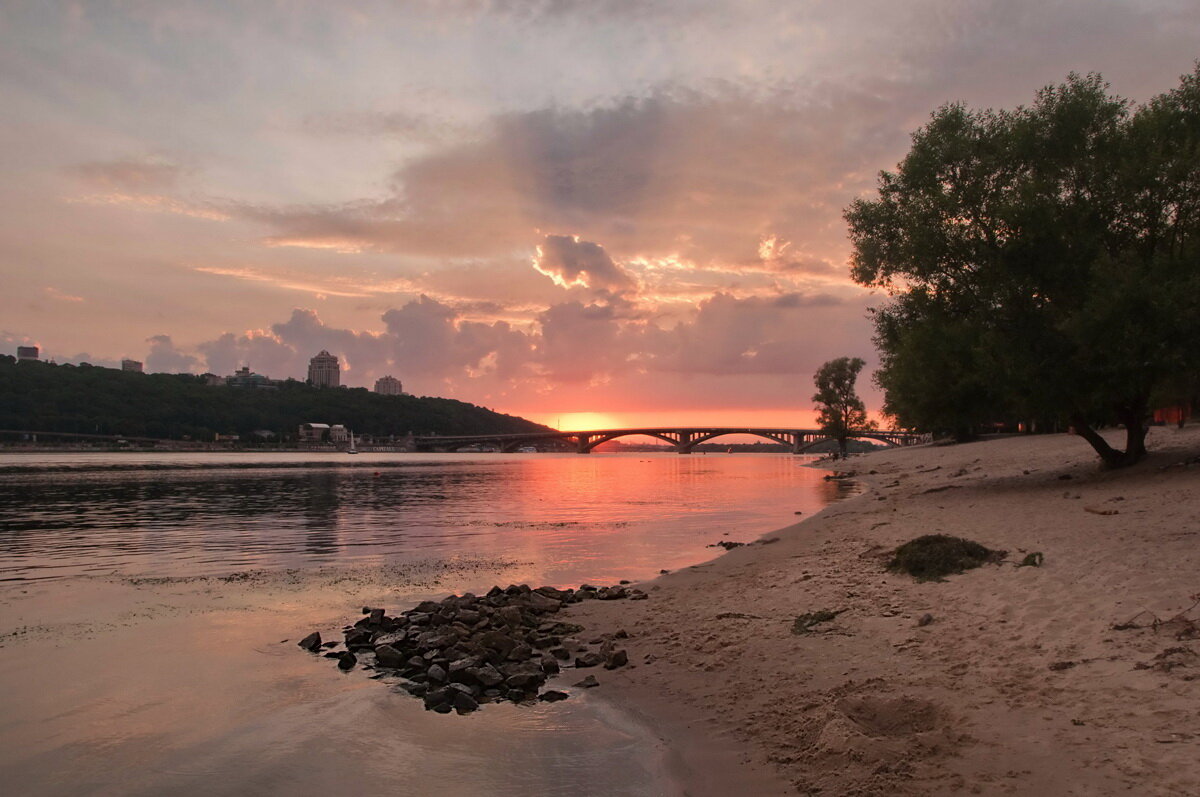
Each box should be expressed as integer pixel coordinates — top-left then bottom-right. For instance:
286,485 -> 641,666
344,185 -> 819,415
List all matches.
575,433 -> 593,454
675,431 -> 694,453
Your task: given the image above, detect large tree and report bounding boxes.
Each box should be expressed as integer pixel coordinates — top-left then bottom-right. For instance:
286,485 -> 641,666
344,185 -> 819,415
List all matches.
812,356 -> 876,457
845,67 -> 1200,467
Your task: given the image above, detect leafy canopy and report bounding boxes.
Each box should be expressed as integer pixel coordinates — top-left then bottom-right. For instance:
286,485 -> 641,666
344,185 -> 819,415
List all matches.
812,356 -> 875,455
845,66 -> 1200,466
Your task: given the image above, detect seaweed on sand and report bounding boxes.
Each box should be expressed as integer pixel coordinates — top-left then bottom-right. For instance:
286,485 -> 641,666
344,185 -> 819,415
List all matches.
888,534 -> 1004,581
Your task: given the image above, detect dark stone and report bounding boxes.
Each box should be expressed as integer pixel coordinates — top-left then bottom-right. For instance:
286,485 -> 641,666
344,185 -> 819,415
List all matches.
374,645 -> 406,669
550,646 -> 571,660
457,610 -> 481,625
540,657 -> 560,675
431,702 -> 453,713
604,650 -> 628,669
369,608 -> 385,625
574,652 -> 605,669
505,672 -> 544,690
423,687 -> 450,709
630,591 -> 649,601
480,630 -> 517,659
401,682 -> 428,697
453,692 -> 479,713
526,592 -> 562,613
337,651 -> 357,670
427,664 -> 447,683
615,629 -> 629,639
539,690 -> 569,702
917,613 -> 935,627
474,663 -> 504,687
573,675 -> 599,688
505,689 -> 527,702
297,632 -> 322,652
321,641 -> 339,649
508,643 -> 533,661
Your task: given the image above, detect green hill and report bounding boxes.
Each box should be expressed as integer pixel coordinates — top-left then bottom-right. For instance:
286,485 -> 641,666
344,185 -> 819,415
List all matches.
0,357 -> 551,442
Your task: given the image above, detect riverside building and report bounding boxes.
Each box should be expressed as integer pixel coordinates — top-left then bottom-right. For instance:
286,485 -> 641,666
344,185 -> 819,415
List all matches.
374,375 -> 403,395
307,350 -> 340,388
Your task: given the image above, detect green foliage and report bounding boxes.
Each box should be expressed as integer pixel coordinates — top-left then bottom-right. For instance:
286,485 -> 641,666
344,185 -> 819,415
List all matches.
812,356 -> 877,455
846,66 -> 1200,466
1017,552 -> 1045,568
0,360 -> 550,441
792,609 -> 846,634
888,534 -> 1002,581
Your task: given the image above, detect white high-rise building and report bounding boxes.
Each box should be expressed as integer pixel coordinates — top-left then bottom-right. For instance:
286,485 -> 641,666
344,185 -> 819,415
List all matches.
307,350 -> 340,388
374,375 -> 403,395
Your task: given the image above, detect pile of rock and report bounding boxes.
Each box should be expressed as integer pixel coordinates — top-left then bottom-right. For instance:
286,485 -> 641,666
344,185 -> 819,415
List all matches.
297,583 -> 641,714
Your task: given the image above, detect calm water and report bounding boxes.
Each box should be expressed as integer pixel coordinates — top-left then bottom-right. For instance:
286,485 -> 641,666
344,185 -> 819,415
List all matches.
0,452 -> 847,796
0,451 -> 852,585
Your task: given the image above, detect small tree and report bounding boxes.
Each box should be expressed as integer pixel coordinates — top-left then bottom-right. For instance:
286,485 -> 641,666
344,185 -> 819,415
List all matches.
813,357 -> 876,457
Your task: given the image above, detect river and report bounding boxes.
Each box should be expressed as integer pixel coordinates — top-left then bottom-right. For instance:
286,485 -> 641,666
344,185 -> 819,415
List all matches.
0,451 -> 850,796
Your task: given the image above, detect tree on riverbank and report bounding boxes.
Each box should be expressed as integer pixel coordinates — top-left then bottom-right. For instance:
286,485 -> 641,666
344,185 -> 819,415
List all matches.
812,357 -> 876,457
845,66 -> 1200,467
0,357 -> 550,442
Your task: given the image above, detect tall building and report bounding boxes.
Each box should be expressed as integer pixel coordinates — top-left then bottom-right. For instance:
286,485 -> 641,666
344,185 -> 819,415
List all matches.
16,346 -> 38,362
374,375 -> 403,395
121,359 -> 143,373
307,350 -> 340,388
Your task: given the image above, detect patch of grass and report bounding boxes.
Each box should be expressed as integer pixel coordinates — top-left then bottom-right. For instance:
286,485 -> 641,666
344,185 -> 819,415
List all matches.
888,534 -> 1003,581
792,609 -> 846,634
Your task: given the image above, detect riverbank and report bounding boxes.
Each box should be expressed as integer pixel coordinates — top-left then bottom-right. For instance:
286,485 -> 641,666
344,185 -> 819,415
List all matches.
565,425 -> 1200,795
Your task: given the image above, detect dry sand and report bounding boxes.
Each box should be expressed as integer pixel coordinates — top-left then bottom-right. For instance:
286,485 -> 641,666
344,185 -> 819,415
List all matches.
565,425 -> 1200,795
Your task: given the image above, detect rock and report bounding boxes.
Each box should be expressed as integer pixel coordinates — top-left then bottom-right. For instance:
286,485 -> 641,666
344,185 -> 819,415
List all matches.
369,608 -> 385,625
298,632 -> 322,652
573,675 -> 599,688
629,591 -> 649,601
505,672 -> 544,691
480,630 -> 517,659
474,663 -> 505,687
539,690 -> 569,702
401,682 -> 428,697
374,645 -> 407,668
526,592 -> 562,613
549,646 -> 571,660
505,689 -> 528,702
423,687 -> 450,709
337,652 -> 357,670
508,643 -> 533,661
453,692 -> 479,713
597,586 -> 627,600
614,629 -> 629,639
604,650 -> 628,669
431,702 -> 453,713
541,657 -> 560,675
574,652 -> 605,669
457,609 -> 481,625
427,664 -> 448,684
497,606 -> 524,627
917,613 -> 935,627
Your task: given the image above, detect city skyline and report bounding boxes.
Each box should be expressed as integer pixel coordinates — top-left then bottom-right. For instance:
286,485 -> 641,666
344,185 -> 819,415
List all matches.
2,2 -> 1197,429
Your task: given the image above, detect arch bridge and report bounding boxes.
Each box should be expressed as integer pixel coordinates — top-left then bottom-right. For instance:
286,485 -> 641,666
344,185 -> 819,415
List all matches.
413,427 -> 924,454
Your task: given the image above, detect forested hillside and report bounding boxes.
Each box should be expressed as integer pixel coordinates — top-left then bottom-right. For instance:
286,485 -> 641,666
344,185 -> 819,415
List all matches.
0,357 -> 550,441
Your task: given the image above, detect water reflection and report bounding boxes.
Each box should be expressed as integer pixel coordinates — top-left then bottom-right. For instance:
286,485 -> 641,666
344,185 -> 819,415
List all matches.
0,454 -> 845,585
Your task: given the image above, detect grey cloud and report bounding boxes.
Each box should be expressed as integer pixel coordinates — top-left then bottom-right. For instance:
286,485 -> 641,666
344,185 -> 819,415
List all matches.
533,234 -> 635,293
145,334 -> 199,373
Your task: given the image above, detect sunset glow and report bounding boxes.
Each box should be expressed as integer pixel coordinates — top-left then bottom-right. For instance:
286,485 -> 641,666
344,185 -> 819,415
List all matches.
2,3 -> 1195,427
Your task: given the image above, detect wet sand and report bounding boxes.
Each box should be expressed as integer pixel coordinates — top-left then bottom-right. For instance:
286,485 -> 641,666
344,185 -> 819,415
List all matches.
567,426 -> 1200,795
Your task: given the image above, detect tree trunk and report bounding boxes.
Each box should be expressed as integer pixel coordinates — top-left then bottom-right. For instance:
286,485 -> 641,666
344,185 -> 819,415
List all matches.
1069,409 -> 1147,469
837,435 -> 848,458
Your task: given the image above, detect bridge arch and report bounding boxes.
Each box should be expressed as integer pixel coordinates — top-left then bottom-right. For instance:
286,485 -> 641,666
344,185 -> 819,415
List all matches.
680,430 -> 795,451
580,430 -> 688,452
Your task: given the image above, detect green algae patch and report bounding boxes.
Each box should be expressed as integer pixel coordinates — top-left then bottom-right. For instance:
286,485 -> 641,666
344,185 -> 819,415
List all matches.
888,534 -> 1003,581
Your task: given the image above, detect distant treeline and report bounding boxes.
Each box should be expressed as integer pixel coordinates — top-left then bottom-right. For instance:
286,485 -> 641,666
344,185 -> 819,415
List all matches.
0,357 -> 551,442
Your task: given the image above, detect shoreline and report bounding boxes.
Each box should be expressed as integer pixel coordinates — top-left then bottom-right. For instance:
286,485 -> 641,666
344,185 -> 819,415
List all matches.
563,426 -> 1200,795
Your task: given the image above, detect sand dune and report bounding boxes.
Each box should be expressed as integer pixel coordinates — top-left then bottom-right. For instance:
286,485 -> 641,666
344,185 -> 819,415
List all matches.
566,426 -> 1200,795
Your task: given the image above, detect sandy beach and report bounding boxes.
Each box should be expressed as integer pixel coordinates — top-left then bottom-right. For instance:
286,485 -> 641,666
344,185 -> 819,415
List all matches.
566,425 -> 1200,795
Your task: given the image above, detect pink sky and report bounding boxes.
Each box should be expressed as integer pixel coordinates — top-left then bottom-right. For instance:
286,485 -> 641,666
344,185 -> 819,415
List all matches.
2,2 -> 1197,427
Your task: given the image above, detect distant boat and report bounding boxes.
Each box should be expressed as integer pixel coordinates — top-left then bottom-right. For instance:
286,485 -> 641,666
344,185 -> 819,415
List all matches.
347,432 -> 358,454
517,446 -> 537,453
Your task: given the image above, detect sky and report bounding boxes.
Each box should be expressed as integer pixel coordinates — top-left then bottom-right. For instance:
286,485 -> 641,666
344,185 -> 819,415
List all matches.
1,1 -> 1197,430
